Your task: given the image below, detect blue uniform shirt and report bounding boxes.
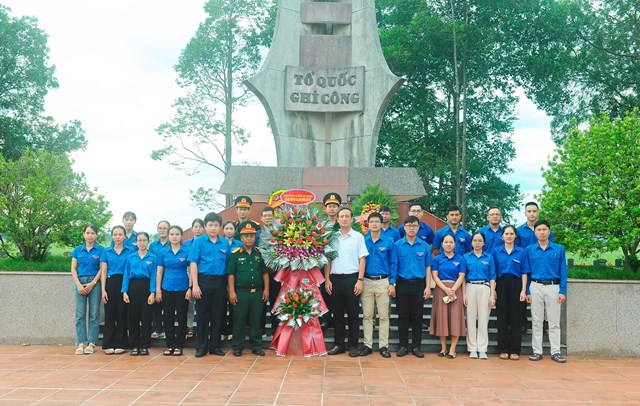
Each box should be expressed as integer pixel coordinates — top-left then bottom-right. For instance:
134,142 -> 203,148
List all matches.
432,253 -> 466,281
398,222 -> 435,245
120,231 -> 138,251
525,242 -> 568,295
187,236 -> 230,276
157,245 -> 190,291
367,226 -> 401,242
364,234 -> 399,284
516,224 -> 555,248
395,238 -> 432,280
71,244 -> 105,277
478,225 -> 503,253
463,251 -> 496,281
491,245 -> 530,279
122,251 -> 157,293
225,238 -> 242,251
433,225 -> 472,256
100,245 -> 133,277
149,239 -> 170,256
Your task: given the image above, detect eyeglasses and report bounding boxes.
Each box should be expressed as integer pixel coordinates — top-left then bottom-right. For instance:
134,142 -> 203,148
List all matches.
408,210 -> 423,213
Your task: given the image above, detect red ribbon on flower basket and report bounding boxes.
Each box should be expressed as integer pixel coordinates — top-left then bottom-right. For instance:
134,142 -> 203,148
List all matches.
269,286 -> 327,356
273,267 -> 327,315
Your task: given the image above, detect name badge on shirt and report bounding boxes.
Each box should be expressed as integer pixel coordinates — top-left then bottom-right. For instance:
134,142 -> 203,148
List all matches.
417,252 -> 424,257
145,261 -> 153,265
238,258 -> 246,262
482,261 -> 488,265
179,258 -> 186,262
379,247 -> 386,251
453,262 -> 460,266
92,255 -> 99,259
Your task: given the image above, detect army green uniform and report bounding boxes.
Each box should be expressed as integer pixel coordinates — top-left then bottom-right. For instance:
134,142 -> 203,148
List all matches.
226,247 -> 269,352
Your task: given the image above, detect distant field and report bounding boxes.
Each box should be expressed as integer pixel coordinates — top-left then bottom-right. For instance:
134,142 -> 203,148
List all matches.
566,251 -> 622,265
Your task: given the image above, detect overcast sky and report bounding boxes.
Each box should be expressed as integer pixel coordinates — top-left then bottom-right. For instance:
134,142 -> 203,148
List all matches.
4,0 -> 555,232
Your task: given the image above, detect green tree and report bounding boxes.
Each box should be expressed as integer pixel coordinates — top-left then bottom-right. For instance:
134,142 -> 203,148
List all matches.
152,0 -> 274,208
540,110 -> 640,272
376,0 -> 521,229
0,150 -> 111,262
0,5 -> 87,159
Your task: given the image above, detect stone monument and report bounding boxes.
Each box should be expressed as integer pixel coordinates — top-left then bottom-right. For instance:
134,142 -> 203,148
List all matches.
220,0 -> 425,202
244,0 -> 404,167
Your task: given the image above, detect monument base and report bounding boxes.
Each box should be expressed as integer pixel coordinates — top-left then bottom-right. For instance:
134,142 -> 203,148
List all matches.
219,166 -> 426,203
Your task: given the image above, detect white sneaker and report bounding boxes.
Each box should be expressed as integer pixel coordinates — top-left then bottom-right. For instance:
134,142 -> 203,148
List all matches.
104,348 -> 115,355
84,343 -> 95,354
151,332 -> 159,339
227,335 -> 233,341
469,351 -> 478,358
114,348 -> 125,354
479,352 -> 488,359
75,343 -> 85,355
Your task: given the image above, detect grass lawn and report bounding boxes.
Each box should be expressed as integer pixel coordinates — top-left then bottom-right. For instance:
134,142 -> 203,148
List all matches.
566,250 -> 622,265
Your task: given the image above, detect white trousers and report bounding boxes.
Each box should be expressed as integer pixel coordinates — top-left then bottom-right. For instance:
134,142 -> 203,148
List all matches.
465,283 -> 491,352
530,281 -> 562,355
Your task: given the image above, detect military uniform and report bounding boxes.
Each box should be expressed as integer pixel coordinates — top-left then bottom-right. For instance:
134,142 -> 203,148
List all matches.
226,222 -> 269,355
233,196 -> 260,239
320,192 -> 342,327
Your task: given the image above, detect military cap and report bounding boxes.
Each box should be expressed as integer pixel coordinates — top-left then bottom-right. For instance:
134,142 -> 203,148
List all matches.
322,192 -> 342,206
234,195 -> 253,208
238,221 -> 258,235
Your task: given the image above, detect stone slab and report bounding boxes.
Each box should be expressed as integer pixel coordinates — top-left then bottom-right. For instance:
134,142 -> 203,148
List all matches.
300,2 -> 352,24
299,35 -> 352,68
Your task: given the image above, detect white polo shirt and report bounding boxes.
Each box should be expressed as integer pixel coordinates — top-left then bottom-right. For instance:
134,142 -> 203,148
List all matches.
331,228 -> 369,274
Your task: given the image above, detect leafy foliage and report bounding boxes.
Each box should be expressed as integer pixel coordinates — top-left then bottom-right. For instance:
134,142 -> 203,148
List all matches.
0,150 -> 111,262
0,6 -> 86,159
350,184 -> 399,234
153,0 -> 274,207
540,110 -> 640,272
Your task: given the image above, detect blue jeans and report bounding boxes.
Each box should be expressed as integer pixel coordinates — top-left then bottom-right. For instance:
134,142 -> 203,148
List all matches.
74,276 -> 101,344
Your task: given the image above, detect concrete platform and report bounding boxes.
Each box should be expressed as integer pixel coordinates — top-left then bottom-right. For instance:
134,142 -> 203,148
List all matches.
0,345 -> 638,405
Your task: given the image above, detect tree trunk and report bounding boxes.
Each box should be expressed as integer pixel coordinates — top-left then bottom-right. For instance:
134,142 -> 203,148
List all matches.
460,0 -> 469,225
224,20 -> 234,208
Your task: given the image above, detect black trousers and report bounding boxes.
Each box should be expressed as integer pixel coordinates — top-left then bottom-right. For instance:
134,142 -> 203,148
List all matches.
331,273 -> 360,349
151,301 -> 163,334
320,281 -> 334,325
102,274 -> 129,349
496,276 -> 524,354
262,272 -> 282,332
162,290 -> 188,349
195,275 -> 227,352
395,278 -> 426,349
221,298 -> 233,336
127,278 -> 153,349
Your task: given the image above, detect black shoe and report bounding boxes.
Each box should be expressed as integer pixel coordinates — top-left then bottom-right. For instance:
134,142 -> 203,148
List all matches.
551,353 -> 566,363
210,348 -> 225,356
348,347 -> 359,357
412,348 -> 424,358
233,349 -> 242,357
379,347 -> 391,358
252,349 -> 266,356
396,346 -> 408,357
358,346 -> 372,357
327,345 -> 345,355
139,348 -> 149,356
528,353 -> 543,361
130,348 -> 139,356
194,349 -> 207,358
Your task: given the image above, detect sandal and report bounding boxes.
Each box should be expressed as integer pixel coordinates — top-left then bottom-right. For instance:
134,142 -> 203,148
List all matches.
438,351 -> 447,357
173,348 -> 183,356
447,352 -> 456,359
499,353 -> 509,360
163,348 -> 174,356
510,354 -> 520,360
186,328 -> 194,339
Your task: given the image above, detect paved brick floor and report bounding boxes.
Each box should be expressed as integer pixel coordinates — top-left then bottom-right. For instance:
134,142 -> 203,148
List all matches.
0,345 -> 639,405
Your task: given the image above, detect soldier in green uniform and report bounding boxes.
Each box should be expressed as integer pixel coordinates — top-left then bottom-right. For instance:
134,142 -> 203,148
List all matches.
227,221 -> 269,356
323,192 -> 342,232
233,196 -> 261,239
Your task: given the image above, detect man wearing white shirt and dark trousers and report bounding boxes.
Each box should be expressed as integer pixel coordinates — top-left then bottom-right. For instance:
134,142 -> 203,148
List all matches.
325,207 -> 369,357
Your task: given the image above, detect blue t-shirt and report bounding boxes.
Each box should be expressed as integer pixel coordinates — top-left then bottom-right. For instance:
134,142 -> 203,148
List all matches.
157,245 -> 190,291
398,222 -> 435,245
149,239 -> 170,256
122,251 -> 157,293
463,251 -> 496,281
432,253 -> 466,281
525,242 -> 568,295
364,234 -> 398,284
71,244 -> 105,277
516,224 -> 555,248
395,238 -> 432,280
187,236 -> 230,276
100,245 -> 133,277
491,245 -> 530,279
477,225 -> 503,254
433,225 -> 472,256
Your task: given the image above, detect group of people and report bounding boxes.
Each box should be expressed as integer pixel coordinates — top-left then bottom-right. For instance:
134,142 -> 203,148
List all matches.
70,194 -> 567,363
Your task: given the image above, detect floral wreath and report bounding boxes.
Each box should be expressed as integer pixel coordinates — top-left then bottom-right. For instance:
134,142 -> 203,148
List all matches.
275,287 -> 322,329
259,204 -> 338,271
356,201 -> 381,234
